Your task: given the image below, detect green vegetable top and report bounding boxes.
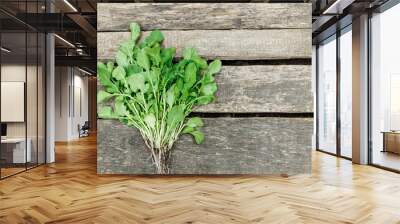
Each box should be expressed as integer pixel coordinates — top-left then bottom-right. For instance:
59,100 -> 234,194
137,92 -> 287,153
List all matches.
97,23 -> 221,146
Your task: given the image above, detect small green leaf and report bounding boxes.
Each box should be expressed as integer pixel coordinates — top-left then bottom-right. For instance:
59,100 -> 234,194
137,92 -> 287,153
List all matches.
201,82 -> 217,96
130,23 -> 141,42
143,30 -> 164,47
144,113 -> 156,129
202,73 -> 215,84
183,47 -> 196,60
184,62 -> 197,88
207,60 -> 222,75
190,130 -> 204,144
97,62 -> 110,80
192,56 -> 208,69
186,117 -> 204,128
137,49 -> 150,71
98,106 -> 117,119
119,40 -> 135,56
145,45 -> 161,66
106,61 -> 114,74
97,90 -> 113,103
196,95 -> 215,105
114,99 -> 127,116
116,51 -> 129,68
166,85 -> 175,108
182,126 -> 195,134
126,64 -> 142,76
112,66 -> 126,80
167,105 -> 184,127
127,73 -> 145,92
98,62 -> 119,93
161,47 -> 176,64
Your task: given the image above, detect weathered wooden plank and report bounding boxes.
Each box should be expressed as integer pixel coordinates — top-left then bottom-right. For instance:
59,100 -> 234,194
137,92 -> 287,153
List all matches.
98,3 -> 311,31
195,65 -> 312,113
98,29 -> 311,60
97,117 -> 313,175
97,65 -> 312,113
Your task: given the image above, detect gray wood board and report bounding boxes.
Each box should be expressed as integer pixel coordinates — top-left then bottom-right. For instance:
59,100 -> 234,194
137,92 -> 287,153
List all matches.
195,65 -> 312,113
97,65 -> 312,113
97,117 -> 312,175
98,3 -> 311,31
98,29 -> 311,60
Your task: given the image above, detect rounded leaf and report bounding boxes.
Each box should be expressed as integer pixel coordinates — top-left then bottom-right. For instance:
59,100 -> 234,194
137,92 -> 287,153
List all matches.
98,106 -> 117,119
201,82 -> 217,96
127,73 -> 146,92
207,60 -> 222,75
112,66 -> 126,80
190,130 -> 205,144
186,117 -> 204,128
97,90 -> 113,103
144,113 -> 156,129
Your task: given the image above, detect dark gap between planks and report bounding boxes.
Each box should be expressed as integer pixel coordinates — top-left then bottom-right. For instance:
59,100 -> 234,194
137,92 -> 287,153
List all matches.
189,112 -> 313,118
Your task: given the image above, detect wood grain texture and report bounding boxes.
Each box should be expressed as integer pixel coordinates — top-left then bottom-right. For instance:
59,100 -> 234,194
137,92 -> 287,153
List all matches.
195,65 -> 312,113
98,65 -> 312,113
97,117 -> 313,174
97,29 -> 311,60
98,3 -> 311,31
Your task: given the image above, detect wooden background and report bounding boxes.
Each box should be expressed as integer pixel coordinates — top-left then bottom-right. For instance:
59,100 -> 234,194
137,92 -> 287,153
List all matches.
97,3 -> 313,175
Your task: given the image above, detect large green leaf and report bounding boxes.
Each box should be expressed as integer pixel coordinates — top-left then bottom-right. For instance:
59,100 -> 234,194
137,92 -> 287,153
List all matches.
97,90 -> 114,103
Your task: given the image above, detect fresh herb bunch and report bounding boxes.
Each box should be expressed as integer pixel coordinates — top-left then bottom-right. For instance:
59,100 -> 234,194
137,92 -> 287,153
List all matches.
97,23 -> 221,174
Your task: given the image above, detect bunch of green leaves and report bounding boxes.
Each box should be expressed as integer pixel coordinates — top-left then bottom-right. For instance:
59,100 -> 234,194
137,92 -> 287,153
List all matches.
97,23 -> 221,149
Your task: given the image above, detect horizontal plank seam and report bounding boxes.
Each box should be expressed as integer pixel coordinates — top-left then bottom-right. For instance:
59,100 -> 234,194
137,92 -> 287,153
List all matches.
98,1 -> 309,4
189,112 -> 313,118
97,113 -> 314,120
98,27 -> 311,32
97,59 -> 312,64
219,59 -> 311,65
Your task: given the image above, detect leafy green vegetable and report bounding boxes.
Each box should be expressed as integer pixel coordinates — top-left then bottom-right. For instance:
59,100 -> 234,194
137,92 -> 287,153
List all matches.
97,23 -> 221,174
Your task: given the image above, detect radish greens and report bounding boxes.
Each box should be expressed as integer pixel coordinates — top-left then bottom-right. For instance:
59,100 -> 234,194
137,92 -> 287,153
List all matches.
97,23 -> 221,174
